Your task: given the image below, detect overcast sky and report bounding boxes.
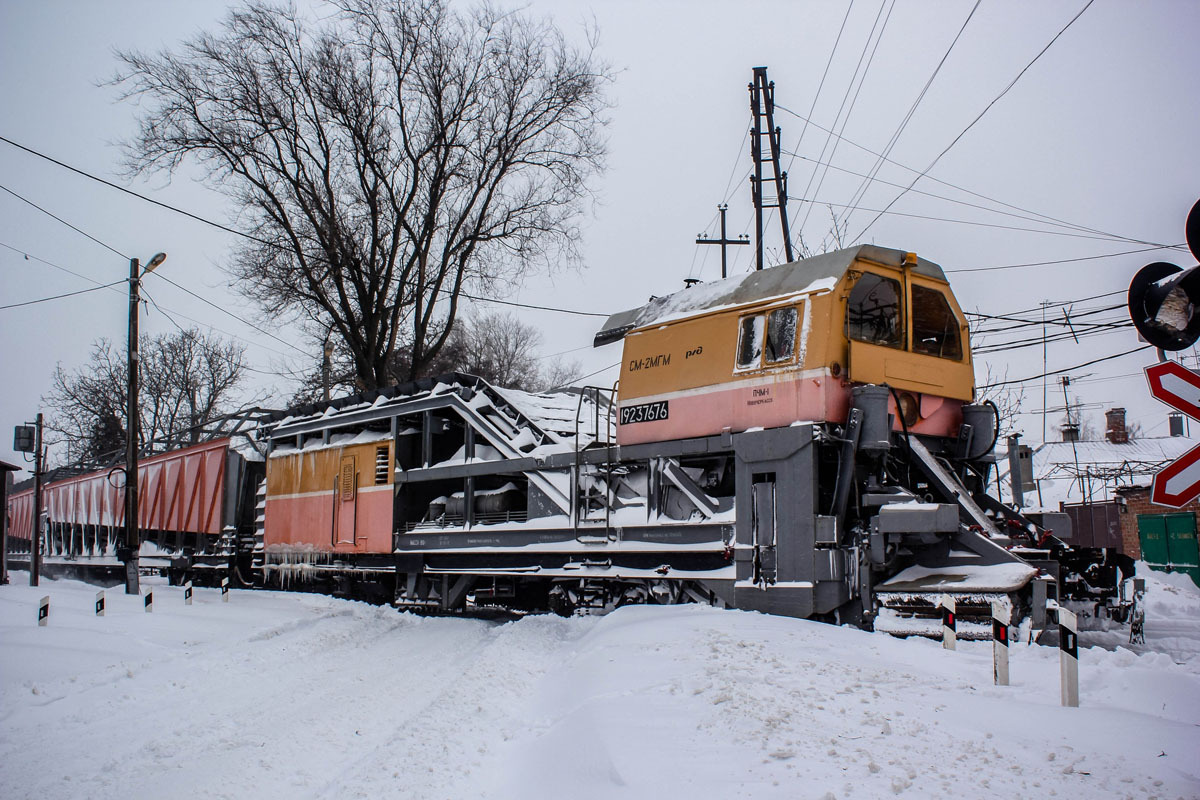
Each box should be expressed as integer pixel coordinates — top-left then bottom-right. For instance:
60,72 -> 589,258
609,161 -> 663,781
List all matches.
2,0 -> 1199,476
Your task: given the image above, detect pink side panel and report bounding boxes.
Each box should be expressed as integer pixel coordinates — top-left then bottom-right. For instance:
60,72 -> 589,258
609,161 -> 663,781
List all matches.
264,490 -> 393,554
617,376 -> 963,445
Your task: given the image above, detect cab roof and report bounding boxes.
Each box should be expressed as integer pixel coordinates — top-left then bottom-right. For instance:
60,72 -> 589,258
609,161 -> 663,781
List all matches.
593,245 -> 947,347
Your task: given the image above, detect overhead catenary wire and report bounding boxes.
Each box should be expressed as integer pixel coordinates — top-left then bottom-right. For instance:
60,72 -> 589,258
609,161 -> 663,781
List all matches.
795,0 -> 892,235
781,148 -> 1148,243
783,0 -> 856,182
786,195 -> 1152,243
773,104 -> 1181,253
849,0 -> 1097,245
836,0 -> 982,233
948,245 -> 1186,274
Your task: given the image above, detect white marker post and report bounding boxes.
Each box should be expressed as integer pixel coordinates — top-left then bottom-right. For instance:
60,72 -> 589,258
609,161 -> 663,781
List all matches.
184,581 -> 193,606
1058,607 -> 1079,707
144,590 -> 154,613
221,577 -> 230,603
991,600 -> 1009,686
939,594 -> 957,651
38,595 -> 49,626
96,590 -> 105,617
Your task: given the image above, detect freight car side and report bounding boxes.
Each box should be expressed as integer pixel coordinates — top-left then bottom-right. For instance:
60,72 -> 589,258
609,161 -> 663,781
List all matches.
4,439 -> 261,585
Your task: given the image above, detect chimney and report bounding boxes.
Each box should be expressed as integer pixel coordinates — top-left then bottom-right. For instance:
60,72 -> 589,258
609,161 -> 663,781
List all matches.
1170,412 -> 1186,437
1062,422 -> 1080,443
1105,408 -> 1128,444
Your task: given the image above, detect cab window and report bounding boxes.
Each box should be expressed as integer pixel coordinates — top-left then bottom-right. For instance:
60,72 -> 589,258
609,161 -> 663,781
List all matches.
911,285 -> 962,359
737,306 -> 800,370
846,273 -> 902,348
736,315 -> 764,369
765,307 -> 798,363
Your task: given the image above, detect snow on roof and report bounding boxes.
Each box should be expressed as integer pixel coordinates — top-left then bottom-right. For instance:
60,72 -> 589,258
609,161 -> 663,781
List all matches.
997,435 -> 1200,509
593,244 -> 947,346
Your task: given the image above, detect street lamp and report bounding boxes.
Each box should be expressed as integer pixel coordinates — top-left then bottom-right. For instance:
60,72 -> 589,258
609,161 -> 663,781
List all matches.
122,252 -> 166,595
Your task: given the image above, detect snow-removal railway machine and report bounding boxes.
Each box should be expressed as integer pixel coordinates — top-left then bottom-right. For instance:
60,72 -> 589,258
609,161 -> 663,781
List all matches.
9,245 -> 1128,636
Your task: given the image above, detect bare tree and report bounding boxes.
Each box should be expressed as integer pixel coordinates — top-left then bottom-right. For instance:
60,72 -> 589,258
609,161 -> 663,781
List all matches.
289,309 -> 580,403
975,364 -> 1025,441
44,329 -> 247,465
115,0 -> 610,390
453,311 -> 580,392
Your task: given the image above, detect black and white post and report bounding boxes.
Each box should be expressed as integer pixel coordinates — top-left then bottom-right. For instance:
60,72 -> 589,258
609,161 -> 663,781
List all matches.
144,590 -> 154,613
38,595 -> 49,626
221,577 -> 230,603
184,581 -> 193,606
940,594 -> 957,650
991,600 -> 1009,686
95,590 -> 105,617
1058,607 -> 1079,707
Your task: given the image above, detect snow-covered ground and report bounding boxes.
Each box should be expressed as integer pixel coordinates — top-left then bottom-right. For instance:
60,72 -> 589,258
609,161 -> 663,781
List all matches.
2,569 -> 1197,800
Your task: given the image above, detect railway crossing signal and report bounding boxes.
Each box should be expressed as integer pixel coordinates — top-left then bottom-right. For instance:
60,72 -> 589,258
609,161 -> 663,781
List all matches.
1127,199 -> 1200,351
1145,360 -> 1200,507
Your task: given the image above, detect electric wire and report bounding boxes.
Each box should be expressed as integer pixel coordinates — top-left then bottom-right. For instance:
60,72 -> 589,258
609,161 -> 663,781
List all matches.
784,0 -> 855,182
0,280 -> 125,311
3,134 -> 608,322
795,0 -> 890,234
0,134 -> 275,248
0,240 -> 125,295
141,287 -> 292,376
977,345 -> 1151,390
782,148 -> 1169,243
774,103 -> 1181,252
552,360 -> 620,391
948,245 -> 1185,274
458,292 -> 609,318
786,195 -> 1150,243
850,0 -> 1097,245
0,173 -> 312,358
0,183 -> 128,259
836,0 -> 982,233
808,0 -> 899,248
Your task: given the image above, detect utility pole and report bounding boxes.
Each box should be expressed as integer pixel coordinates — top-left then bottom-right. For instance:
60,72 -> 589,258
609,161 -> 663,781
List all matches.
748,66 -> 794,271
1041,300 -> 1051,443
695,204 -> 750,279
323,333 -> 334,402
124,252 -> 167,595
32,413 -> 43,587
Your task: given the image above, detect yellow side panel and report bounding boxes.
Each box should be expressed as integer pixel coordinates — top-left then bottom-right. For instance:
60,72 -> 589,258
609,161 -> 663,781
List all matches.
267,441 -> 391,498
848,339 -> 974,402
620,314 -> 738,401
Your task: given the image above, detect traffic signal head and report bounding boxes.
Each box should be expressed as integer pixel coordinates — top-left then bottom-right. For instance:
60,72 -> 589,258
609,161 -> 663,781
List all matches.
1128,199 -> 1200,351
1128,261 -> 1200,350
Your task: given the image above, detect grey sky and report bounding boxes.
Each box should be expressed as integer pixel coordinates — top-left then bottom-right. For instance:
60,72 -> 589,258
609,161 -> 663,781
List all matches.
2,0 -> 1198,476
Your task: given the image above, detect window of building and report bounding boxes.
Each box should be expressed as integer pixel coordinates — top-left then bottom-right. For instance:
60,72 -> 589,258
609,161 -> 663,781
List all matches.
765,307 -> 798,363
736,314 -> 764,369
846,273 -> 902,348
911,285 -> 962,359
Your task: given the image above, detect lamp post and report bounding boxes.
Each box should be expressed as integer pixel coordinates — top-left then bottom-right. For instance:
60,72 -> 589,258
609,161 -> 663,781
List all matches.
123,252 -> 166,595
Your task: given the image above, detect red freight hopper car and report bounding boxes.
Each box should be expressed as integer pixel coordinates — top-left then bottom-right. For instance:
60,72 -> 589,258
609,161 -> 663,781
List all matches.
5,438 -> 261,582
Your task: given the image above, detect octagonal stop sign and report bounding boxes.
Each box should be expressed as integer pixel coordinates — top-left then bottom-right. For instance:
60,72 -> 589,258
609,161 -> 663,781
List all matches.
1145,360 -> 1200,507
